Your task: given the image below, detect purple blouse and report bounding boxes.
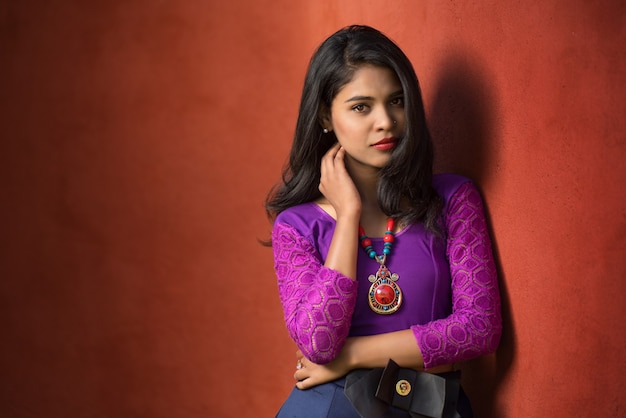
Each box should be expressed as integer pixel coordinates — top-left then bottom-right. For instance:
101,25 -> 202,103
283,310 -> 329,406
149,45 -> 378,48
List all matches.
271,174 -> 502,369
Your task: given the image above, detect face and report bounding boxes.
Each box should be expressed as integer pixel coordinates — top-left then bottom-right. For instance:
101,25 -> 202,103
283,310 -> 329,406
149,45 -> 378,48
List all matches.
323,64 -> 405,171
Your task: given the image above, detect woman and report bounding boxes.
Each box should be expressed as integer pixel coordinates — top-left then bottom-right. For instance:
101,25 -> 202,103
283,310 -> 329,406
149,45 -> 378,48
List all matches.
266,25 -> 501,418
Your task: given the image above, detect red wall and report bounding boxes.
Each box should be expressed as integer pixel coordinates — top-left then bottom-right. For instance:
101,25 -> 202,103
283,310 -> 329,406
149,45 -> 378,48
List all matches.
1,1 -> 624,417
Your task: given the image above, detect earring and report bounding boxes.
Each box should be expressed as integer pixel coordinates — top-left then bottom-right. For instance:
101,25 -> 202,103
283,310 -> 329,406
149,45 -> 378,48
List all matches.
393,120 -> 397,125
323,128 -> 329,133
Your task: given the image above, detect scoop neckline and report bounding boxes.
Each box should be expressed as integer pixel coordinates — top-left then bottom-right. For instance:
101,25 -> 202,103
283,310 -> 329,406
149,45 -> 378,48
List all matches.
307,202 -> 411,239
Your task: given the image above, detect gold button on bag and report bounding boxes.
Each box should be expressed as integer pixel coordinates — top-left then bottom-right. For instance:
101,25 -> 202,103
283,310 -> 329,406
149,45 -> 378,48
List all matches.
395,379 -> 411,396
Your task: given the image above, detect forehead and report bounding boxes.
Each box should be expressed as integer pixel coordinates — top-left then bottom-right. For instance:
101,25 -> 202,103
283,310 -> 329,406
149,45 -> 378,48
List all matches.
335,64 -> 402,98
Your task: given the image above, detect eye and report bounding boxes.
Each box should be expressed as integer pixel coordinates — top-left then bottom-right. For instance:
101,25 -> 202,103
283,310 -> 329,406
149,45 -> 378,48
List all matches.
390,97 -> 404,107
351,104 -> 368,113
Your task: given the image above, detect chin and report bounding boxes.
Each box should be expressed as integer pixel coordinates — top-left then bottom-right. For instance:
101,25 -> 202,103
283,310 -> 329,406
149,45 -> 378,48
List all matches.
345,153 -> 392,170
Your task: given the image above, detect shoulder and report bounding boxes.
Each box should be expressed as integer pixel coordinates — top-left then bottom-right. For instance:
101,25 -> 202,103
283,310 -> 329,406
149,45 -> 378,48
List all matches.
275,202 -> 320,226
273,202 -> 337,253
432,173 -> 482,214
432,173 -> 473,199
275,202 -> 334,236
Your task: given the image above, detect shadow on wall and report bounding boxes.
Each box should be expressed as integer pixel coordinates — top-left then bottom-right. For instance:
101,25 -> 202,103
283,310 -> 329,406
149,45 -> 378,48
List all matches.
429,50 -> 514,418
430,50 -> 500,179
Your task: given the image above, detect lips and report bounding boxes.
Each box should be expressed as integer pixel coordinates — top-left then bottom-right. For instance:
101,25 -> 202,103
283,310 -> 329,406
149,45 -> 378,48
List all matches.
372,137 -> 398,151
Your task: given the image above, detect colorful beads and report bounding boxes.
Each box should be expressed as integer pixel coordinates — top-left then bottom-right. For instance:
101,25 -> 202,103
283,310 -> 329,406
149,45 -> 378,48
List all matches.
358,218 -> 395,260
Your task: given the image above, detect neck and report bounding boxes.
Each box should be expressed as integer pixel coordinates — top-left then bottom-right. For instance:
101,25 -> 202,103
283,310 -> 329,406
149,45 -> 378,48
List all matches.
344,158 -> 379,208
344,158 -> 390,235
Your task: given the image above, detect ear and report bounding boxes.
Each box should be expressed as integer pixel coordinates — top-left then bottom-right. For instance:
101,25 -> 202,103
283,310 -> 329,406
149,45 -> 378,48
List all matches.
318,104 -> 333,132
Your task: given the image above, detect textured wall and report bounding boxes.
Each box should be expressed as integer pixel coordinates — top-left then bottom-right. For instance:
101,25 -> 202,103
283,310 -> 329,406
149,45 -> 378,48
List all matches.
1,1 -> 624,417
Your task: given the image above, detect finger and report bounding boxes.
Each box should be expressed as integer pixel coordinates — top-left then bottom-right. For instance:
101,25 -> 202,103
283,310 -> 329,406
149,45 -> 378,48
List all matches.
333,146 -> 346,164
293,367 -> 309,382
321,145 -> 345,178
296,377 -> 313,390
321,147 -> 337,172
323,143 -> 341,162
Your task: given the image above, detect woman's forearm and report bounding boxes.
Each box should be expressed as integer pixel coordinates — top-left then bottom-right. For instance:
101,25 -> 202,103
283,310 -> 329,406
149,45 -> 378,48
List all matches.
342,330 -> 425,370
323,212 -> 360,279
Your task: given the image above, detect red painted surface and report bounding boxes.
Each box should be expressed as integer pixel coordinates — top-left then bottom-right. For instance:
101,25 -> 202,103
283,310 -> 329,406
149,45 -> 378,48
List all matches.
1,1 -> 624,417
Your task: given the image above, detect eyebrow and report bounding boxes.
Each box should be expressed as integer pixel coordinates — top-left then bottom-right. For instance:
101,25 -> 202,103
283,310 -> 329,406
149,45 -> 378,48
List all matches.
344,90 -> 404,103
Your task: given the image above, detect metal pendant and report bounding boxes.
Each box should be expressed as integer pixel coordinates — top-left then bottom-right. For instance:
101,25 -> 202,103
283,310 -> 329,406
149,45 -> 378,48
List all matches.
368,264 -> 402,314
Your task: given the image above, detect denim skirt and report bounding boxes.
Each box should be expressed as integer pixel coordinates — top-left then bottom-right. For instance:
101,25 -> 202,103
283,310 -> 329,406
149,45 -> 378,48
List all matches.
275,377 -> 473,418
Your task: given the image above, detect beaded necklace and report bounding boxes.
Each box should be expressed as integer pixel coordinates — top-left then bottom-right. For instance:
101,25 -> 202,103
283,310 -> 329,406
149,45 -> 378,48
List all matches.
359,218 -> 402,314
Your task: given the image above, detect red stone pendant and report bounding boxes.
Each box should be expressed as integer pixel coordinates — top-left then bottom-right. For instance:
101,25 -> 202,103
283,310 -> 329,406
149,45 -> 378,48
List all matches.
368,264 -> 402,314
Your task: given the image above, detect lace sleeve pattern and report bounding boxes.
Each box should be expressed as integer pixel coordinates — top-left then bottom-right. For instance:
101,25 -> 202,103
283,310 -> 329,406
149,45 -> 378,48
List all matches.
411,182 -> 502,369
272,222 -> 358,364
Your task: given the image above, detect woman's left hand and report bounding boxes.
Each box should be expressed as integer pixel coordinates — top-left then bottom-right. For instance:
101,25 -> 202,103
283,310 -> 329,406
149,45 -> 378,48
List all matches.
293,350 -> 350,390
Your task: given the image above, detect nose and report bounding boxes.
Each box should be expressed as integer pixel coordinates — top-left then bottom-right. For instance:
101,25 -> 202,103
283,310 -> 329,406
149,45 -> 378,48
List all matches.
374,106 -> 396,131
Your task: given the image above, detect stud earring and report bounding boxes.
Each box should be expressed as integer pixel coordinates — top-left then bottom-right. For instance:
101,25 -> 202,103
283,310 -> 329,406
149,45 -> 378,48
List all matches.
393,120 -> 397,125
323,128 -> 329,133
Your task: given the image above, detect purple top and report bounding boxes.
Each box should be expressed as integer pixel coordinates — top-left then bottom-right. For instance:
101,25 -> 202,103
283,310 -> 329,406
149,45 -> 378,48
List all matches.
272,174 -> 502,369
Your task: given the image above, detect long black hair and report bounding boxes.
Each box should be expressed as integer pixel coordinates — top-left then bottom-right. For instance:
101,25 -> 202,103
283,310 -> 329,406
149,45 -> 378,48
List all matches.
266,25 -> 441,232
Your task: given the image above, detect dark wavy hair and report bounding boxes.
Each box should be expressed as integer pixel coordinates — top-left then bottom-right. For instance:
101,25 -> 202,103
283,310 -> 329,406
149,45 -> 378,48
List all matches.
265,25 -> 441,232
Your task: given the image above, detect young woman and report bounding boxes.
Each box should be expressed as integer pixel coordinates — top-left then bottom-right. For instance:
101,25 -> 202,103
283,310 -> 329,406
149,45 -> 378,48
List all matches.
266,25 -> 502,418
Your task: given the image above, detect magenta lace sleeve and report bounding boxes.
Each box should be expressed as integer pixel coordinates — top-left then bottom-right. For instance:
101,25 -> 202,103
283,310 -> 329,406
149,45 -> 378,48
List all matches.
411,182 -> 502,369
272,222 -> 358,364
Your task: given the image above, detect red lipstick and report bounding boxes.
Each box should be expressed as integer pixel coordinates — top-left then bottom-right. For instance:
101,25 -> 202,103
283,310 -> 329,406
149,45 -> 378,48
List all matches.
372,137 -> 398,151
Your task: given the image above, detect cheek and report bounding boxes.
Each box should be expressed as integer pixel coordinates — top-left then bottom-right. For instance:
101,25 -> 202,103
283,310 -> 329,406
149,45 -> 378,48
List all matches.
391,108 -> 406,123
332,116 -> 362,144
